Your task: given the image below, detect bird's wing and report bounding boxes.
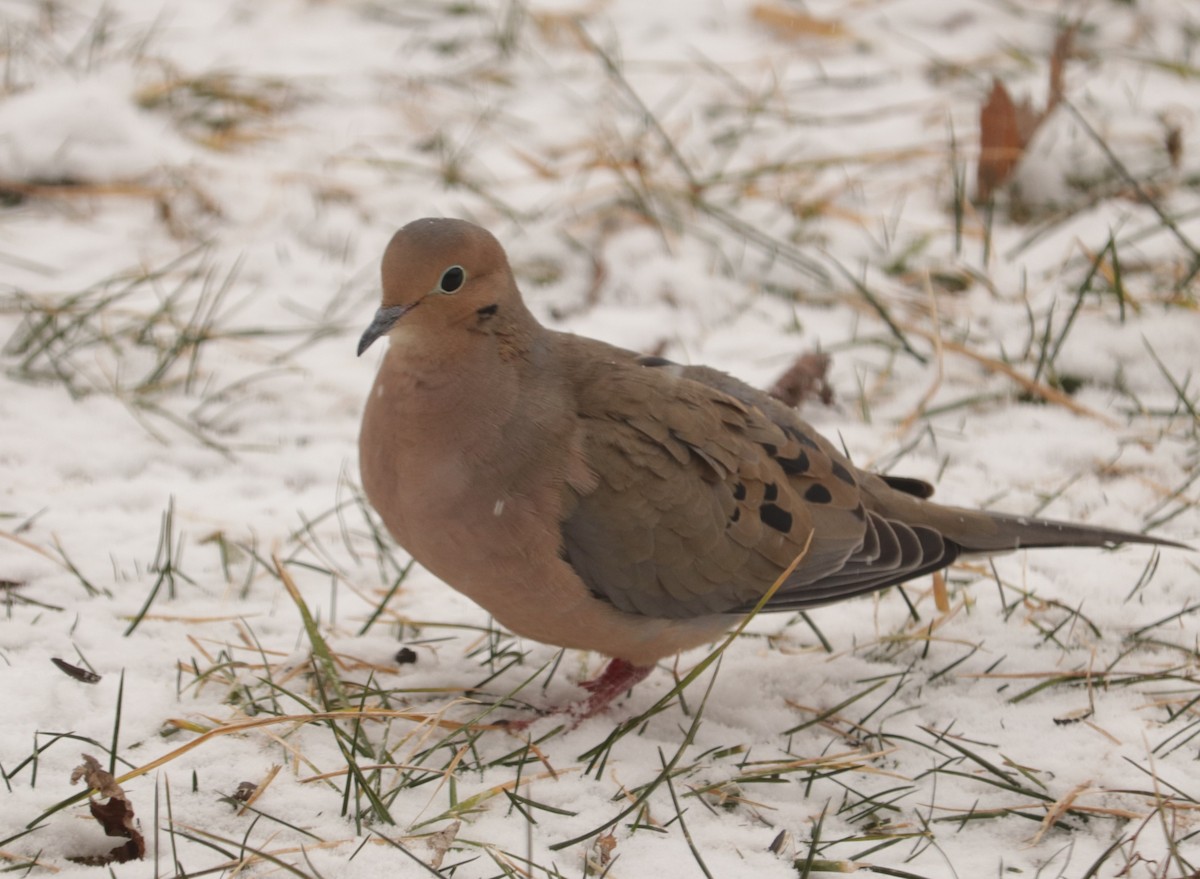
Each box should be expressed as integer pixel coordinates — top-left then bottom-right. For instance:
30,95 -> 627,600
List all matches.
559,347 -> 953,619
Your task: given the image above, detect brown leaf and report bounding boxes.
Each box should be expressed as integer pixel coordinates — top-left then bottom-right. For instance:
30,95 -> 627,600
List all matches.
422,821 -> 461,870
67,754 -> 146,865
976,80 -> 1026,202
595,831 -> 618,866
768,352 -> 834,409
976,24 -> 1076,202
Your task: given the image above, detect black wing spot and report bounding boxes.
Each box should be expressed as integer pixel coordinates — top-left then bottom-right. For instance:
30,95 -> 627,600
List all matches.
764,482 -> 779,502
830,460 -> 856,486
881,474 -> 936,498
730,508 -> 741,524
637,355 -> 675,368
760,442 -> 778,457
804,484 -> 833,504
786,426 -> 821,450
733,482 -> 747,501
777,450 -> 810,475
760,504 -> 793,533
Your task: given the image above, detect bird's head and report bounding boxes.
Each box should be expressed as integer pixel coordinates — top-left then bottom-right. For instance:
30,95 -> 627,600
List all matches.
357,218 -> 526,356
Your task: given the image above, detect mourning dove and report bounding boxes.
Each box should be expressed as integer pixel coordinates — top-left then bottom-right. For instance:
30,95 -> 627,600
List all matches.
358,218 -> 1186,720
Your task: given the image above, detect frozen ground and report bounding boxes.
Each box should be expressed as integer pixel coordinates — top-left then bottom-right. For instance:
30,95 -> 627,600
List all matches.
1,1 -> 1199,876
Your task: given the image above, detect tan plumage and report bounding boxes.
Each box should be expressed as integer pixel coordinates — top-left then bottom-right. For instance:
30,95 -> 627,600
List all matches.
358,218 -> 1186,718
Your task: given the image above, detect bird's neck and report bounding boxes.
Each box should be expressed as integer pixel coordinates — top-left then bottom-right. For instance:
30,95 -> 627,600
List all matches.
371,328 -> 519,416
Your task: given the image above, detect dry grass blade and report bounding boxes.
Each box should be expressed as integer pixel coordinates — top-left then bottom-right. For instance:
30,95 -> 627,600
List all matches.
26,708 -> 478,831
899,323 -> 1120,427
0,179 -> 166,200
895,274 -> 944,434
750,4 -> 848,40
577,531 -> 815,771
1028,781 -> 1091,846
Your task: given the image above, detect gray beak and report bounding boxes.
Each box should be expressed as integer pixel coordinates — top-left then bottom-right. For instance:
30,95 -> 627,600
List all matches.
357,303 -> 415,356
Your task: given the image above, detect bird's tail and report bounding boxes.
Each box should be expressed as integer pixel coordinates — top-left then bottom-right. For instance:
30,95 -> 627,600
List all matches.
863,479 -> 1188,554
939,507 -> 1187,554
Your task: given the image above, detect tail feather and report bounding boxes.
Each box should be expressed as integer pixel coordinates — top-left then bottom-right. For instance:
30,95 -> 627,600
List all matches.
737,483 -> 1189,618
860,475 -> 1188,554
925,506 -> 1187,554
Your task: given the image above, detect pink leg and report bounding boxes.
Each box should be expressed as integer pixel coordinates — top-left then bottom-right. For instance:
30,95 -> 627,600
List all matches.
499,658 -> 653,730
572,658 -> 654,721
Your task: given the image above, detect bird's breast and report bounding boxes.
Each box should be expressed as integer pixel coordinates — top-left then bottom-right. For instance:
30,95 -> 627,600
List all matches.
359,358 -> 572,592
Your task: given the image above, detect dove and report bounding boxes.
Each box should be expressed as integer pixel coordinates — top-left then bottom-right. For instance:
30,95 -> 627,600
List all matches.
357,218 -> 1186,722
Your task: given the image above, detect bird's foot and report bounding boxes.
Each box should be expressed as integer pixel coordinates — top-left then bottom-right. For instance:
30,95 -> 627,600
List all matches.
574,658 -> 653,715
498,659 -> 653,731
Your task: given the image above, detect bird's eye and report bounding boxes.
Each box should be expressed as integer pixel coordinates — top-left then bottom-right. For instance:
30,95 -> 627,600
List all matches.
438,266 -> 466,294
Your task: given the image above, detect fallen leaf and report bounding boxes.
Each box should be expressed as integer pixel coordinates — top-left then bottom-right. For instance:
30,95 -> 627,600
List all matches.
422,821 -> 461,870
977,80 -> 1028,202
768,351 -> 834,409
67,754 -> 145,865
976,24 -> 1077,201
595,831 -> 617,865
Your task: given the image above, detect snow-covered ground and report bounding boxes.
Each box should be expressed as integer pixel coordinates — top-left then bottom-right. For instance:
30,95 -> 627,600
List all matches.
2,1 -> 1198,876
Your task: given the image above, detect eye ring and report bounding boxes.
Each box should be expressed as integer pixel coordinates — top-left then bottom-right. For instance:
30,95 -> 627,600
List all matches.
437,265 -> 466,294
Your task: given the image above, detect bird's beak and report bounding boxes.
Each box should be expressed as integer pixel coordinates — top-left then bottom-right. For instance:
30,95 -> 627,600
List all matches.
357,303 -> 416,356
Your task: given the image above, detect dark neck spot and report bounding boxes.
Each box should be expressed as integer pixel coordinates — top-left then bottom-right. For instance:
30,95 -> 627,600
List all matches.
476,304 -> 499,319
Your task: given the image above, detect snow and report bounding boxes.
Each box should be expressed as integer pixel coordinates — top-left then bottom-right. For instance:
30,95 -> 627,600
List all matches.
2,0 -> 1198,876
0,69 -> 188,182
